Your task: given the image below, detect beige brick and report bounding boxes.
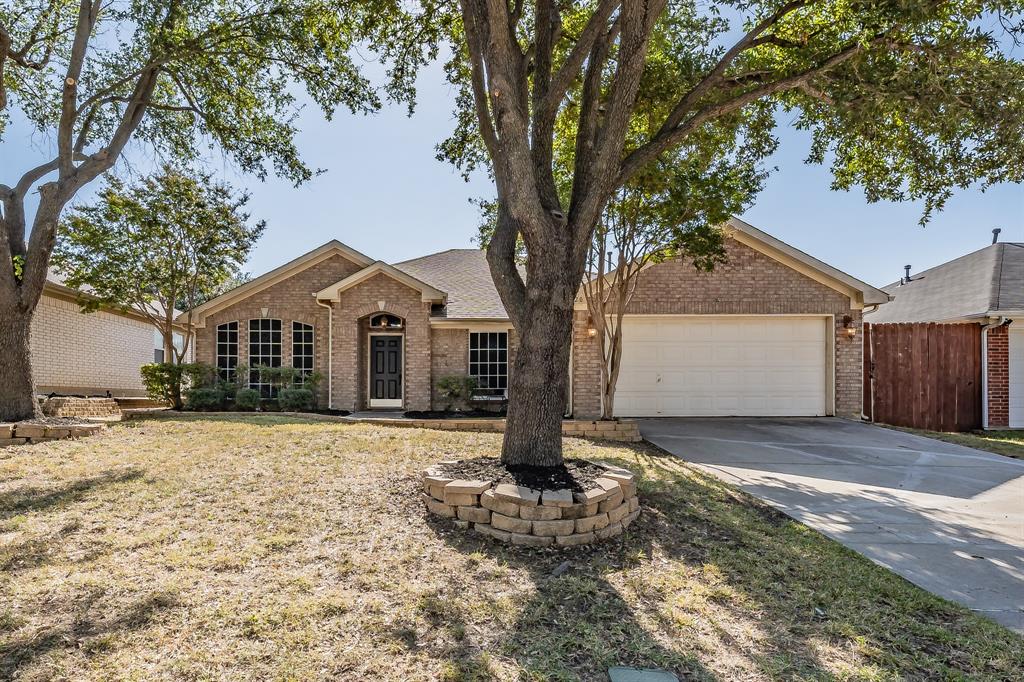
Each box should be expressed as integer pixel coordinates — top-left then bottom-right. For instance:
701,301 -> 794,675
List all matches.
493,483 -> 540,506
627,496 -> 639,513
595,522 -> 623,540
606,502 -> 629,524
573,487 -> 610,505
423,494 -> 456,518
14,424 -> 45,438
531,519 -> 576,537
480,489 -> 520,517
0,424 -> 15,439
560,503 -> 594,520
444,492 -> 478,507
491,512 -> 532,534
623,509 -> 640,528
575,513 -> 610,533
446,479 -> 492,495
429,484 -> 447,501
457,506 -> 491,524
519,505 -> 561,521
598,489 -> 625,512
0,438 -> 28,447
453,519 -> 471,530
510,533 -> 553,547
555,532 -> 596,547
540,489 -> 574,507
474,524 -> 512,542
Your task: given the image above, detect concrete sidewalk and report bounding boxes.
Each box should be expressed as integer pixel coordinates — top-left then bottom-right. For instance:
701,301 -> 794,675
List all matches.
640,417 -> 1024,632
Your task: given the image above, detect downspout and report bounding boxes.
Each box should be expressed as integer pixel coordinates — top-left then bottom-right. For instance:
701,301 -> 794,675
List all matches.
315,297 -> 333,409
566,332 -> 574,418
980,316 -> 1006,430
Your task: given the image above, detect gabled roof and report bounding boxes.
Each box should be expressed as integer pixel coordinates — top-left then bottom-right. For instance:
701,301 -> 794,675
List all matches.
315,261 -> 446,303
865,242 -> 1024,323
181,240 -> 374,325
725,217 -> 891,307
393,249 -> 510,319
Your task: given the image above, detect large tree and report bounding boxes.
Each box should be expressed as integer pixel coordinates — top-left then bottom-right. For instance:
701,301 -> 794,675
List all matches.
434,0 -> 1024,466
0,0 -> 421,421
52,165 -> 266,408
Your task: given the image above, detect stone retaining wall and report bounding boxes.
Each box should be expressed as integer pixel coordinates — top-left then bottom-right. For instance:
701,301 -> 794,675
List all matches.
0,422 -> 105,447
360,417 -> 642,442
422,462 -> 640,547
42,397 -> 122,419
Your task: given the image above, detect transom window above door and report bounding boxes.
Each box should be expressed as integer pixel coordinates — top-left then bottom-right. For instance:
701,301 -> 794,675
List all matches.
369,313 -> 403,329
249,318 -> 282,397
469,331 -> 508,397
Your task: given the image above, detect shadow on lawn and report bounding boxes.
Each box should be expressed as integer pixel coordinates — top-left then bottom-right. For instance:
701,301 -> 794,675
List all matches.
420,444 -> 1021,680
0,466 -> 144,521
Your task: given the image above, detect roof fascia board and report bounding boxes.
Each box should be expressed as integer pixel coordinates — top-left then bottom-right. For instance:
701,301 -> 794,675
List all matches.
429,318 -> 512,329
316,261 -> 446,303
726,217 -> 890,306
183,241 -> 375,325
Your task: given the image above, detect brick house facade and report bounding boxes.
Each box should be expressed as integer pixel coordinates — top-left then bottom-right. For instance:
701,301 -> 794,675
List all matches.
186,219 -> 886,417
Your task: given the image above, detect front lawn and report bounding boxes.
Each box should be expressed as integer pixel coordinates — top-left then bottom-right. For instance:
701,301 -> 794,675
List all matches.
1,416 -> 1020,680
892,427 -> 1024,461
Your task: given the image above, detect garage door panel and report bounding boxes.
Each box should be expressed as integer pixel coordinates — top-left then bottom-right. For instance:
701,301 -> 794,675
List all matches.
614,316 -> 828,417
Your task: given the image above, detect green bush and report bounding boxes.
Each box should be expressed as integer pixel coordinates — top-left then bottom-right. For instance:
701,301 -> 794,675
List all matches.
279,388 -> 314,411
140,362 -> 216,409
234,388 -> 261,411
436,375 -> 478,411
185,388 -> 225,411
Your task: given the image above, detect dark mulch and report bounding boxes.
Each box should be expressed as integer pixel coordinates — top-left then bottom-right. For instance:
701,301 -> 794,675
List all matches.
18,416 -> 93,425
312,409 -> 351,417
404,409 -> 506,419
433,456 -> 607,492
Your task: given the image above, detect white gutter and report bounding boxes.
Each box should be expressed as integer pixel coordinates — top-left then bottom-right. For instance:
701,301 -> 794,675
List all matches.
315,297 -> 333,409
980,316 -> 1006,429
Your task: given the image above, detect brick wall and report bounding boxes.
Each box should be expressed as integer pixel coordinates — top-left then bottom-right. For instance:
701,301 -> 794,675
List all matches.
987,324 -> 1010,428
196,254 -> 364,406
31,292 -> 154,396
332,273 -> 432,411
572,238 -> 863,417
431,328 -> 470,408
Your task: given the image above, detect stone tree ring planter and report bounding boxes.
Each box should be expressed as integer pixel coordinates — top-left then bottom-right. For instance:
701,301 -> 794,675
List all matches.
422,458 -> 640,547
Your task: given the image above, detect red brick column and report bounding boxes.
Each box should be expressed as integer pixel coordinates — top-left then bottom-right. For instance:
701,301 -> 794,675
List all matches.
987,324 -> 1010,428
571,310 -> 602,418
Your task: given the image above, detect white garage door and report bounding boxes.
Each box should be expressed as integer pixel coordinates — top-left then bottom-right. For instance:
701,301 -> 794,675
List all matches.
614,316 -> 829,417
1010,327 -> 1024,428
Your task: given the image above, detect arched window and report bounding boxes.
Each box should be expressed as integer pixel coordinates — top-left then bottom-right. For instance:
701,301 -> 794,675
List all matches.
369,313 -> 403,329
292,321 -> 314,383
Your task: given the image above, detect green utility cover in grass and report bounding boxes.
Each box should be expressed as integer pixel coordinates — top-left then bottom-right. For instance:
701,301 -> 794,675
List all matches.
608,667 -> 679,682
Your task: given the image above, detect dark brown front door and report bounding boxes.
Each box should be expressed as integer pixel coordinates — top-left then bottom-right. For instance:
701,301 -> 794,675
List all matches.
369,335 -> 402,407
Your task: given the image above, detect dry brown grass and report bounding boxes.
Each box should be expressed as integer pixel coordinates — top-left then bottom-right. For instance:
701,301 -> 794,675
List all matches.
1,415 -> 1020,681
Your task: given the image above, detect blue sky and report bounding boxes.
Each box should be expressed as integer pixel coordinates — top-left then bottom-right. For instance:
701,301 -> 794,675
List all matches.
3,60 -> 1021,288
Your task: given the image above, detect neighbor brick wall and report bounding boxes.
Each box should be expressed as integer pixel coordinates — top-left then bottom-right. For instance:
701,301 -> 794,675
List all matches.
572,238 -> 863,418
986,324 -> 1010,428
196,254 -> 364,406
332,273 -> 432,411
31,292 -> 154,396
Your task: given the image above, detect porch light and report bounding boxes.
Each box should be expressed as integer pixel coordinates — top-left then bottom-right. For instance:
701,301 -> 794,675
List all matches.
586,317 -> 598,338
842,315 -> 857,338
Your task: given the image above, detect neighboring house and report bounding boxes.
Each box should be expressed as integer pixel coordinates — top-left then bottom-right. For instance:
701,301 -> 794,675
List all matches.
31,272 -> 190,397
865,241 -> 1024,429
184,217 -> 887,419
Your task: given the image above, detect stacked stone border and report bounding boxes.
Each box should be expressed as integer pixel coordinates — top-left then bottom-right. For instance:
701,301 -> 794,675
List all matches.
361,417 -> 642,442
42,397 -> 122,419
1,422 -> 105,447
422,461 -> 640,547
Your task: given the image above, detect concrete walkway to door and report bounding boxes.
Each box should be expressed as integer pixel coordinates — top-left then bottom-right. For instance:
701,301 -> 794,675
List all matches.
640,418 -> 1024,632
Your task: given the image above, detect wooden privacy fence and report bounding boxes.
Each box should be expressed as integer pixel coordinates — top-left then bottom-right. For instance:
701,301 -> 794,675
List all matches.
864,323 -> 982,431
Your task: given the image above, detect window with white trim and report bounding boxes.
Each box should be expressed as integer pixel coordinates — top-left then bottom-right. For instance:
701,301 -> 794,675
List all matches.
292,321 -> 314,383
249,318 -> 282,397
216,321 -> 239,382
469,331 -> 508,397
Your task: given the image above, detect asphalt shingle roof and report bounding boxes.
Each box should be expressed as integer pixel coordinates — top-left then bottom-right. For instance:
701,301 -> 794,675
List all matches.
393,249 -> 509,320
865,242 -> 1024,323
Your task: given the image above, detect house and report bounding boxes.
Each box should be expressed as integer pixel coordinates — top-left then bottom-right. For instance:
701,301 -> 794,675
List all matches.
184,217 -> 887,418
31,272 -> 190,397
864,241 -> 1023,428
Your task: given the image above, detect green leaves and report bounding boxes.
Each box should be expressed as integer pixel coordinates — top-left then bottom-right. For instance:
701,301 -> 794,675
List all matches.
11,255 -> 24,281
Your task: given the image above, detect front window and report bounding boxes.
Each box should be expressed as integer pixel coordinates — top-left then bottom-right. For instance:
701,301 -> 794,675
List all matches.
469,331 -> 508,397
292,321 -> 314,383
249,318 -> 282,397
216,321 -> 239,382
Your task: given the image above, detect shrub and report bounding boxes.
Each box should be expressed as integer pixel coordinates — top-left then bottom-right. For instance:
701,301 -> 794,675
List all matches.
140,362 -> 218,409
436,375 -> 478,411
234,388 -> 261,411
279,388 -> 314,411
185,388 -> 225,411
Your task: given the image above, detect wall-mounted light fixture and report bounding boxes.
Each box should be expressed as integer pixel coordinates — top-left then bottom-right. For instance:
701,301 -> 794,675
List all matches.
842,314 -> 857,338
586,316 -> 598,338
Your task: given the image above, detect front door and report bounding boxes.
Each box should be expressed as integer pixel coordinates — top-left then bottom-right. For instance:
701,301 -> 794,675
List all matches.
369,335 -> 403,407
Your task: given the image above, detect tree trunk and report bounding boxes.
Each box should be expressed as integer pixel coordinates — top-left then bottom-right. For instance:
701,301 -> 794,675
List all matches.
0,304 -> 41,422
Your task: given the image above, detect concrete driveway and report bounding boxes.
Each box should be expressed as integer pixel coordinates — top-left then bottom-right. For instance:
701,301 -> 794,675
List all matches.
640,417 -> 1024,632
